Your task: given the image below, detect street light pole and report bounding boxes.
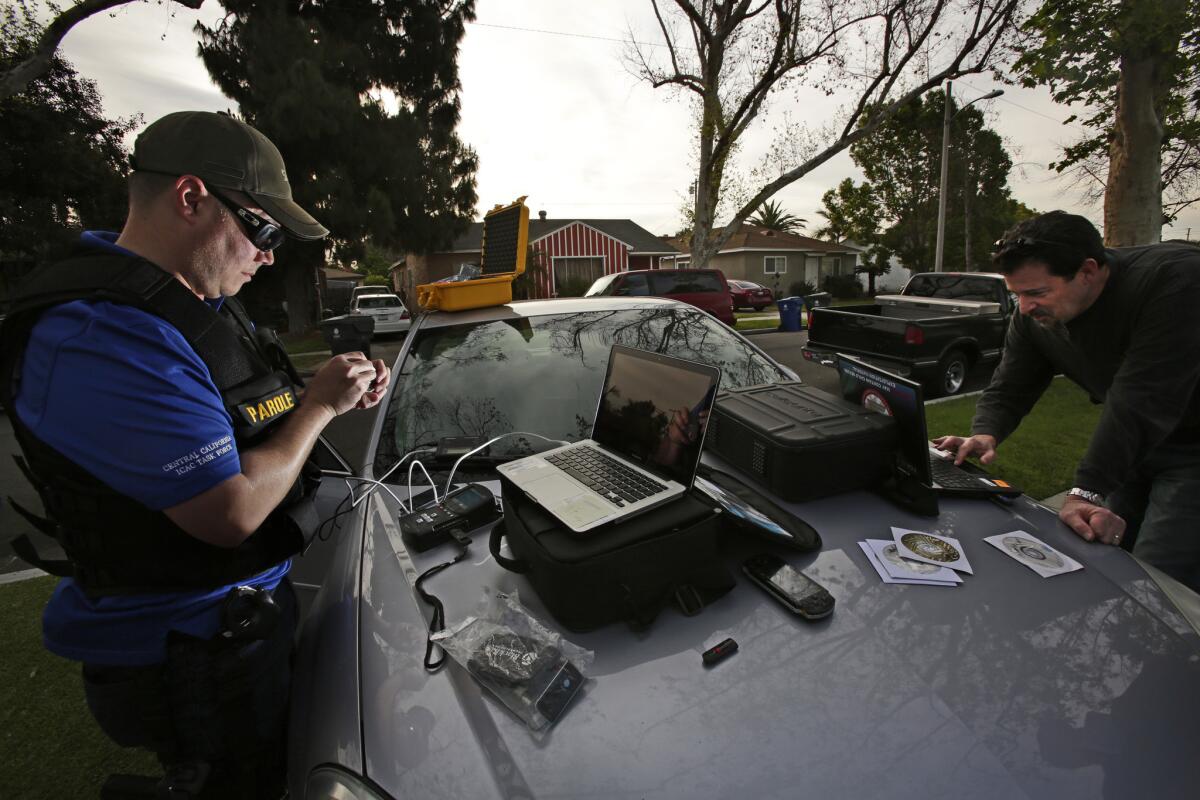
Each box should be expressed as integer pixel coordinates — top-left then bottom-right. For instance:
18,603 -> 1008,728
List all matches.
934,81 -> 953,272
933,84 -> 1004,272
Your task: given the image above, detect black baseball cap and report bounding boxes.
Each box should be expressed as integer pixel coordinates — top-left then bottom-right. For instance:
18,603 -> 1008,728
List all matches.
132,111 -> 328,241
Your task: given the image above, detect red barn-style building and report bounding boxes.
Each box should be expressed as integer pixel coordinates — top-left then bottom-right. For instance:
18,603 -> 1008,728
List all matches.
395,213 -> 680,301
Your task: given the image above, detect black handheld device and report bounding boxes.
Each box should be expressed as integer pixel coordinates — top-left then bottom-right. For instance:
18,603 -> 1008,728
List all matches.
400,483 -> 500,552
742,553 -> 835,620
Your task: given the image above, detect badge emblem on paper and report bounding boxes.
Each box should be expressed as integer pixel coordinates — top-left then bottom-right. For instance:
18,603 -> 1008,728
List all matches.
892,527 -> 974,574
984,531 -> 1083,578
859,540 -> 961,586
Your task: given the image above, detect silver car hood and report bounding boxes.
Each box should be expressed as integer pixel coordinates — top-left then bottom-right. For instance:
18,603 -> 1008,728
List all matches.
299,467 -> 1200,800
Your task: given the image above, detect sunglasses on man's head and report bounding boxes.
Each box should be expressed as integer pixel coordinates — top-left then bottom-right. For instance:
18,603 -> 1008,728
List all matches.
992,235 -> 1076,256
209,189 -> 287,252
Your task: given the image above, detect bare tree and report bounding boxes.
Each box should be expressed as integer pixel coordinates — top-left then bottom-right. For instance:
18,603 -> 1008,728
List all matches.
630,0 -> 1021,268
1,0 -> 204,101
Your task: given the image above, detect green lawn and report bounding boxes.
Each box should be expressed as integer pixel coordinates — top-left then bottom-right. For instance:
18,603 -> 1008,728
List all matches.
924,378 -> 1101,500
1,577 -> 157,799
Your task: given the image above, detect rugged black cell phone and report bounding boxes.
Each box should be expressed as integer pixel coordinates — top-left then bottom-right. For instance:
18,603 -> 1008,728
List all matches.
742,553 -> 835,620
399,483 -> 500,551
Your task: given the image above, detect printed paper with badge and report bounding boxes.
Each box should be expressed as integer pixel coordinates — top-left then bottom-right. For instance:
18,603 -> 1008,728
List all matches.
984,531 -> 1083,578
891,527 -> 974,574
859,540 -> 961,586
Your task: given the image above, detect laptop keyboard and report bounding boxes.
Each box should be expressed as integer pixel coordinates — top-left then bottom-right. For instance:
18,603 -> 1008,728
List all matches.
545,446 -> 667,507
929,456 -> 983,489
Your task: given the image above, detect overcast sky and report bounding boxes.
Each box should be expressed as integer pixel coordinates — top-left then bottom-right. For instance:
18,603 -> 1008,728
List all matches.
56,0 -> 1199,243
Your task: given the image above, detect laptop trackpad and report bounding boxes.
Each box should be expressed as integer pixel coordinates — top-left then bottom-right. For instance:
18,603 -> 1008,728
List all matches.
525,475 -> 611,528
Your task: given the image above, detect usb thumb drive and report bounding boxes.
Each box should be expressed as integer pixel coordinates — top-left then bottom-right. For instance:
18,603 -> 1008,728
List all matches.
702,637 -> 738,667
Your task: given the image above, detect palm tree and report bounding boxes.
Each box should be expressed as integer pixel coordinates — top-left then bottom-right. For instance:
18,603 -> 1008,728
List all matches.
749,199 -> 806,234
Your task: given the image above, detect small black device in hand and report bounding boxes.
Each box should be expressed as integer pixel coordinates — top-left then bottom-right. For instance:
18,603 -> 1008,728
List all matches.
742,553 -> 835,620
400,483 -> 500,552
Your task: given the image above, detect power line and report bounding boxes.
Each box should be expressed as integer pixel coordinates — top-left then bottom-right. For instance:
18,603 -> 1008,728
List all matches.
955,79 -> 1090,133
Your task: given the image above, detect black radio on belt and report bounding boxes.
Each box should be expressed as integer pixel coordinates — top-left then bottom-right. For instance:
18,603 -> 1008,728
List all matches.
400,483 -> 500,552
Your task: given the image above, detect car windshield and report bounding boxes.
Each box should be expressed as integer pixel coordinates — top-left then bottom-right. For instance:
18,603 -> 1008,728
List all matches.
358,296 -> 402,309
375,306 -> 788,471
584,274 -> 618,296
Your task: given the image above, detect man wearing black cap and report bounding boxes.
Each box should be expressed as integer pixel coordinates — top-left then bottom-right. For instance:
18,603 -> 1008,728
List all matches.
933,211 -> 1200,593
0,111 -> 390,797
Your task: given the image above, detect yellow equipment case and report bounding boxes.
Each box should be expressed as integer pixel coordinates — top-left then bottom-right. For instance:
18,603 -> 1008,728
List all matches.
416,197 -> 530,312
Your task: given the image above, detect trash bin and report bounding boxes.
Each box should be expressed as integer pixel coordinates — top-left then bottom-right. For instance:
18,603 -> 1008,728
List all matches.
803,291 -> 832,310
776,297 -> 803,332
319,314 -> 375,358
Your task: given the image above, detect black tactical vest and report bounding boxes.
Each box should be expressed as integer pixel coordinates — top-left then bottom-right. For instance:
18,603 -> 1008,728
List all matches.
0,250 -> 319,596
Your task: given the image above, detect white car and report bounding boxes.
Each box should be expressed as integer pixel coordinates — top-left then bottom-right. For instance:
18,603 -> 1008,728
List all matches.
350,293 -> 411,335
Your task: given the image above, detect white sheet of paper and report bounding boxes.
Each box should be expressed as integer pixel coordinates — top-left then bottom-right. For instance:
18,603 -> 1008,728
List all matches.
859,541 -> 959,586
892,527 -> 974,574
984,531 -> 1083,578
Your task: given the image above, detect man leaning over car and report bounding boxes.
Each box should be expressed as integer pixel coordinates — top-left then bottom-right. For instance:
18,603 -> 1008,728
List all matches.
934,211 -> 1200,594
0,111 -> 390,797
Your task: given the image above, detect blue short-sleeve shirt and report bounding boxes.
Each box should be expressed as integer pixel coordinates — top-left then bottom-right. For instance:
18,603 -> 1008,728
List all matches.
19,232 -> 288,666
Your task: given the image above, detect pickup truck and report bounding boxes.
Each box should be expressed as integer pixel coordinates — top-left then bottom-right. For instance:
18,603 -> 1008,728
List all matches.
802,272 -> 1014,396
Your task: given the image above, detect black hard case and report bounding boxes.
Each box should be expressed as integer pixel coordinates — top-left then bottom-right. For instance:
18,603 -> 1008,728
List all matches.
705,381 -> 897,502
492,478 -> 733,632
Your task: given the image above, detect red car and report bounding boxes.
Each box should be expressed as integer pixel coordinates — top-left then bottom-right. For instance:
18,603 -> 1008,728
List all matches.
728,279 -> 775,311
584,268 -> 736,326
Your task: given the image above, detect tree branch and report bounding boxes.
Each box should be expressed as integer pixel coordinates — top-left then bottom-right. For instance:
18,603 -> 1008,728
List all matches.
1,0 -> 205,101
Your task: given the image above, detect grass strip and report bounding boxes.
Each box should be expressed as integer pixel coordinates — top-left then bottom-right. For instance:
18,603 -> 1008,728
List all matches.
0,577 -> 157,799
924,378 -> 1102,500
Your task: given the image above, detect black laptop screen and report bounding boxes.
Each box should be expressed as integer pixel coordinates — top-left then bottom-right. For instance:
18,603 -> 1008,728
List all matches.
835,355 -> 932,486
591,345 -> 720,486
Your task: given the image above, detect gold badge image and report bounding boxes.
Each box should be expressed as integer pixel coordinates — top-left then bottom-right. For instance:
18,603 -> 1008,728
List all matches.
900,532 -> 961,563
882,544 -> 941,575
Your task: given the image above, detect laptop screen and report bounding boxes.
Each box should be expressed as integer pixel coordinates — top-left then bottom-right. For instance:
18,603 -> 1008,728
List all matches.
835,355 -> 933,486
590,345 -> 721,486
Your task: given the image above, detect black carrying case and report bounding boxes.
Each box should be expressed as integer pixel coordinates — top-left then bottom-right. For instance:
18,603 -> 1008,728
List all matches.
492,477 -> 734,632
705,381 -> 897,502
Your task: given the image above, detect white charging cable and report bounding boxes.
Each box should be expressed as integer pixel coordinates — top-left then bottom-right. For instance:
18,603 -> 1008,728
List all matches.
443,431 -> 568,495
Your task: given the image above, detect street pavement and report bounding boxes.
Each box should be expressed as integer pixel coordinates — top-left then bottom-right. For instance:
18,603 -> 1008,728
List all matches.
0,328 -> 997,576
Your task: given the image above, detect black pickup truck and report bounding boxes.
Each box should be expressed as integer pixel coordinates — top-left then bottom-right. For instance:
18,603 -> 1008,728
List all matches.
802,272 -> 1014,396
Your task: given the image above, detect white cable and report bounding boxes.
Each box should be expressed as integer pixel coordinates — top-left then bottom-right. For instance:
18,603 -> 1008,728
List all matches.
444,431 -> 568,495
345,447 -> 435,514
343,476 -> 410,513
408,458 -> 441,505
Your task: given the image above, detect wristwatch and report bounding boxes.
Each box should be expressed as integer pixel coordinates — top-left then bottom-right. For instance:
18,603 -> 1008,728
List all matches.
1067,487 -> 1105,506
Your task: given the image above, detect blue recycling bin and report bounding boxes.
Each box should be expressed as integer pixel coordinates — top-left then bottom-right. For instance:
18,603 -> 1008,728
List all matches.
776,296 -> 802,332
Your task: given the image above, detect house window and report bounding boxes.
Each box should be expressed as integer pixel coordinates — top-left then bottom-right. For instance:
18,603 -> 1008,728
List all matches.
675,260 -> 690,270
553,257 -> 605,296
829,256 -> 841,275
764,255 -> 786,274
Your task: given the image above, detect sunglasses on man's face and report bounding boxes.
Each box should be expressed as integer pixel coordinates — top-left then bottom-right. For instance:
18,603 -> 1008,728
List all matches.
209,189 -> 287,252
992,236 -> 1078,257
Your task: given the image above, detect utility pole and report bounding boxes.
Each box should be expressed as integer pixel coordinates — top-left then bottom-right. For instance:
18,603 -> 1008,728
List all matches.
934,84 -> 1003,272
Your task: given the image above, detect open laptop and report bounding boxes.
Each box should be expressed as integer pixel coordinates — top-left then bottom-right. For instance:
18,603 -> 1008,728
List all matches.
497,345 -> 721,534
835,354 -> 1021,498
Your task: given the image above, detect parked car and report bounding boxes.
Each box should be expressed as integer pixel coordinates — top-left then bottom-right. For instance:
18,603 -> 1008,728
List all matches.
728,279 -> 775,311
584,268 -> 736,326
350,292 -> 411,336
288,295 -> 1200,800
802,272 -> 1015,396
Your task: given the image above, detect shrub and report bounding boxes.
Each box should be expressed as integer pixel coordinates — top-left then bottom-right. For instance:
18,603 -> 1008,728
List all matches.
364,275 -> 390,286
821,273 -> 863,299
788,280 -> 816,298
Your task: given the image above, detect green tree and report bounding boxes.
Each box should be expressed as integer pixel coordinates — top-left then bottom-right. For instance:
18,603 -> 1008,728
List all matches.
849,90 -> 1021,273
749,199 -> 805,234
0,1 -> 136,297
1014,0 -> 1200,243
196,0 -> 479,331
630,0 -> 1021,270
816,178 -> 891,294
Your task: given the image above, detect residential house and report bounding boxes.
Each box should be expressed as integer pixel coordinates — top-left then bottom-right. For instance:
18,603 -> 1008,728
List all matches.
394,212 -> 680,300
663,224 -> 861,292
